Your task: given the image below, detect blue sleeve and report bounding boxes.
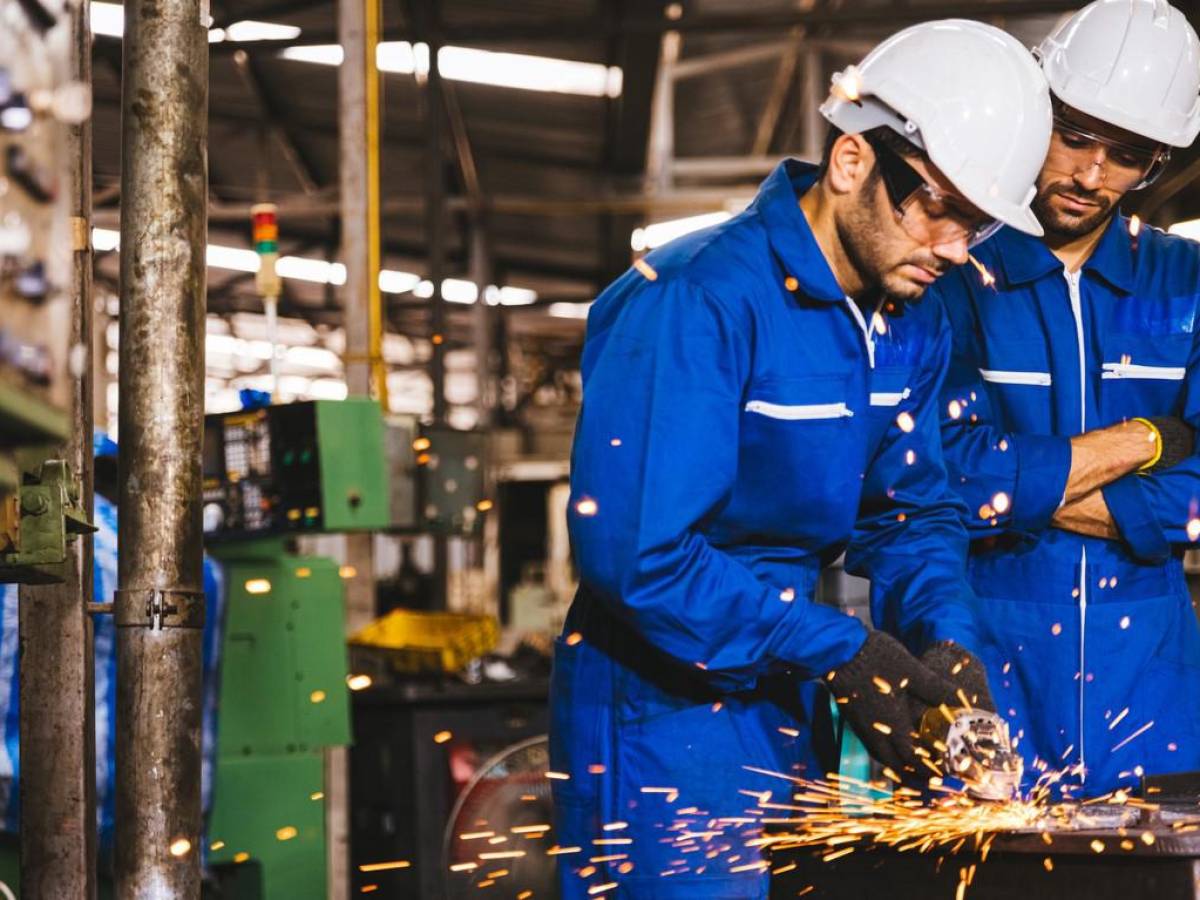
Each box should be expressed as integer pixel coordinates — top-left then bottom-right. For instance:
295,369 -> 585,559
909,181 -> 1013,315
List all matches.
569,275 -> 867,687
845,304 -> 982,656
1103,318 -> 1200,563
931,272 -> 1072,537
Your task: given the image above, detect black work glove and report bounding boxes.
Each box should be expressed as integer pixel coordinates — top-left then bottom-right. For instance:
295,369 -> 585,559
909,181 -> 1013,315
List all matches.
824,630 -> 961,776
920,641 -> 995,713
1143,416 -> 1194,473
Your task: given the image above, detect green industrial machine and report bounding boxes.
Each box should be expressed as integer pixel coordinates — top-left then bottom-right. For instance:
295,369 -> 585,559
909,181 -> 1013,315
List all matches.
201,397 -> 392,898
202,398 -> 391,540
206,541 -> 351,898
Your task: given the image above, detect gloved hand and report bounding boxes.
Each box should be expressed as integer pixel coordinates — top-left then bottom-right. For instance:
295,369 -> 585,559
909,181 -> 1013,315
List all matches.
919,641 -> 995,713
824,630 -> 962,775
1140,416 -> 1194,473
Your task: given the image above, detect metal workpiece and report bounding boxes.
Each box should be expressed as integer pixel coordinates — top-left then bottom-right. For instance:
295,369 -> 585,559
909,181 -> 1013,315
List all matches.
772,803 -> 1200,899
771,844 -> 1200,900
116,0 -> 208,890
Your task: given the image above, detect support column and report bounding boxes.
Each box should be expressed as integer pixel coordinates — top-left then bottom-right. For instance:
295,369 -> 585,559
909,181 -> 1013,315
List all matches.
469,229 -> 495,429
336,0 -> 382,894
801,47 -> 825,162
18,0 -> 96,892
416,2 -> 449,609
115,0 -> 208,890
425,32 -> 447,424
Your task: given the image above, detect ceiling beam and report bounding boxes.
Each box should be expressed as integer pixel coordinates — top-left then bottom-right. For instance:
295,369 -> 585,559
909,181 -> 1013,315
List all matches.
598,0 -> 668,282
113,1 -> 1086,51
91,185 -> 754,230
88,90 -> 604,172
229,50 -> 324,194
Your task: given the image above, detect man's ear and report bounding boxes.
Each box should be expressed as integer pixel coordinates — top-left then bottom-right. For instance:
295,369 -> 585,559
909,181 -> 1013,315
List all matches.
826,133 -> 874,196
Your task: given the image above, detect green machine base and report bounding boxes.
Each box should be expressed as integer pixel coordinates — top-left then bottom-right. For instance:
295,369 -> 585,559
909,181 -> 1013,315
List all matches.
207,754 -> 325,896
207,541 -> 351,899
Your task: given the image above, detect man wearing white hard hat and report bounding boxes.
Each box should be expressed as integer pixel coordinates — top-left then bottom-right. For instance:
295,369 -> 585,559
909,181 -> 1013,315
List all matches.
552,20 -> 1050,898
930,0 -> 1200,796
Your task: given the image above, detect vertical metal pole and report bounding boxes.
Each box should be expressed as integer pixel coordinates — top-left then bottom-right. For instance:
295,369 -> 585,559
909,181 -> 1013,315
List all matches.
494,303 -> 511,427
115,0 -> 208,890
94,299 -> 109,434
336,0 -> 376,630
425,29 -> 446,425
421,7 -> 449,609
335,0 -> 381,894
341,0 -> 371,401
645,31 -> 679,196
18,0 -> 97,892
364,0 -> 387,408
801,48 -> 824,162
338,0 -> 379,636
469,228 -> 494,429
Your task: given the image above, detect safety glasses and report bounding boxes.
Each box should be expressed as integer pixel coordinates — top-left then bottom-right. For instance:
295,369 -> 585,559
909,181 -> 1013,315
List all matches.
1047,116 -> 1169,191
866,133 -> 1002,249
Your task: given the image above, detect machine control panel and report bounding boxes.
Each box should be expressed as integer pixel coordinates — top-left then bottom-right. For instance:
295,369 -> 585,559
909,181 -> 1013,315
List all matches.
203,399 -> 390,540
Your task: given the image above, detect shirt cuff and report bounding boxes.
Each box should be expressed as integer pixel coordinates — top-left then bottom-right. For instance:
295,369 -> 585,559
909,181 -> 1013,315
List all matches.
923,616 -> 983,659
1102,474 -> 1171,563
1010,433 -> 1073,533
780,603 -> 868,678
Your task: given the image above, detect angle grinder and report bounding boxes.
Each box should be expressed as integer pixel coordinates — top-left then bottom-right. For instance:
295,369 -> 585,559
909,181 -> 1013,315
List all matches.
919,705 -> 1023,801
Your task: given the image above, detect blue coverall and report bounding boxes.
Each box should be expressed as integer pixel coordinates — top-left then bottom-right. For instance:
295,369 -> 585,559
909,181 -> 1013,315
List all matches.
552,160 -> 982,899
930,214 -> 1200,796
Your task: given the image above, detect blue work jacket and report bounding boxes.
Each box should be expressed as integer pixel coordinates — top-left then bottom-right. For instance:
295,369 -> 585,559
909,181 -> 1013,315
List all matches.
551,160 -> 980,899
930,214 -> 1200,796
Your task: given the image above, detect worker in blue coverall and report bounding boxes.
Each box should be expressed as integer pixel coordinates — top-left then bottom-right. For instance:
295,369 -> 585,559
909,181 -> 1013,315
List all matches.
929,0 -> 1200,797
551,20 -> 1053,899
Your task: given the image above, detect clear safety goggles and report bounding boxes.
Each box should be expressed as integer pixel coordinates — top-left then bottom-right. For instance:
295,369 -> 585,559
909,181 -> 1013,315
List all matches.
1047,116 -> 1169,191
867,133 -> 1002,249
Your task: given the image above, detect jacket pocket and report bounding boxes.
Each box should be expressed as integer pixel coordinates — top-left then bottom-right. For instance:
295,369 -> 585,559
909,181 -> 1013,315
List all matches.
1099,333 -> 1190,418
869,365 -> 913,408
549,637 -> 609,802
736,374 -> 860,541
744,399 -> 853,420
978,368 -> 1052,386
1101,362 -> 1186,381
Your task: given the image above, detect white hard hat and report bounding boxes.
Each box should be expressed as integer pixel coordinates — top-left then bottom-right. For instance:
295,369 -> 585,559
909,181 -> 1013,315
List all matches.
1037,0 -> 1200,148
821,19 -> 1051,238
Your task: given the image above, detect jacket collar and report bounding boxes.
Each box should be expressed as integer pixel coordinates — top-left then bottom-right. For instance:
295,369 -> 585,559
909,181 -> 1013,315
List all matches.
753,159 -> 846,303
1082,212 -> 1136,295
991,212 -> 1135,295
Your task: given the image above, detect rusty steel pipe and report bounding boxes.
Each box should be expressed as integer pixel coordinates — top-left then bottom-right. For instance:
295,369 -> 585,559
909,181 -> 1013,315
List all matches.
116,0 -> 208,891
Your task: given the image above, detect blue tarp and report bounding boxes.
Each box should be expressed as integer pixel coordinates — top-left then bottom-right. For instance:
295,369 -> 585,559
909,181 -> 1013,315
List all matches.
0,493 -> 226,853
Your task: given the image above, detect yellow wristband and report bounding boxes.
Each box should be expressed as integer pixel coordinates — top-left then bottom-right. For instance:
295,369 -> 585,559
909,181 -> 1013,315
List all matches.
1133,417 -> 1162,472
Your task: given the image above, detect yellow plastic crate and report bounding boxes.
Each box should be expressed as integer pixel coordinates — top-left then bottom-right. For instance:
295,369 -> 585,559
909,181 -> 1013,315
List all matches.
350,609 -> 499,674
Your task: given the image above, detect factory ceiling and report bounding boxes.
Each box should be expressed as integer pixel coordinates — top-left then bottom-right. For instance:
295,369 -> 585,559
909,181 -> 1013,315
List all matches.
85,0 -> 1200,409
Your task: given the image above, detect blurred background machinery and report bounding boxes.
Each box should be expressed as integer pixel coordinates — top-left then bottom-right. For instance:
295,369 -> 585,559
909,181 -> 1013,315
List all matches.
0,0 -> 90,586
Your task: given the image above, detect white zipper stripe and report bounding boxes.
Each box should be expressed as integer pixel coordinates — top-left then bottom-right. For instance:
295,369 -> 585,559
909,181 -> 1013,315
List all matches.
869,388 -> 911,407
744,400 -> 854,420
979,369 -> 1053,386
844,296 -> 878,369
1065,267 -> 1087,782
1079,545 -> 1088,782
1101,363 -> 1186,381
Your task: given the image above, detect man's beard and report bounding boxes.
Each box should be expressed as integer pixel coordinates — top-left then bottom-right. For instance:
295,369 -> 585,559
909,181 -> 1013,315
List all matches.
840,188 -> 948,310
1032,181 -> 1115,238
